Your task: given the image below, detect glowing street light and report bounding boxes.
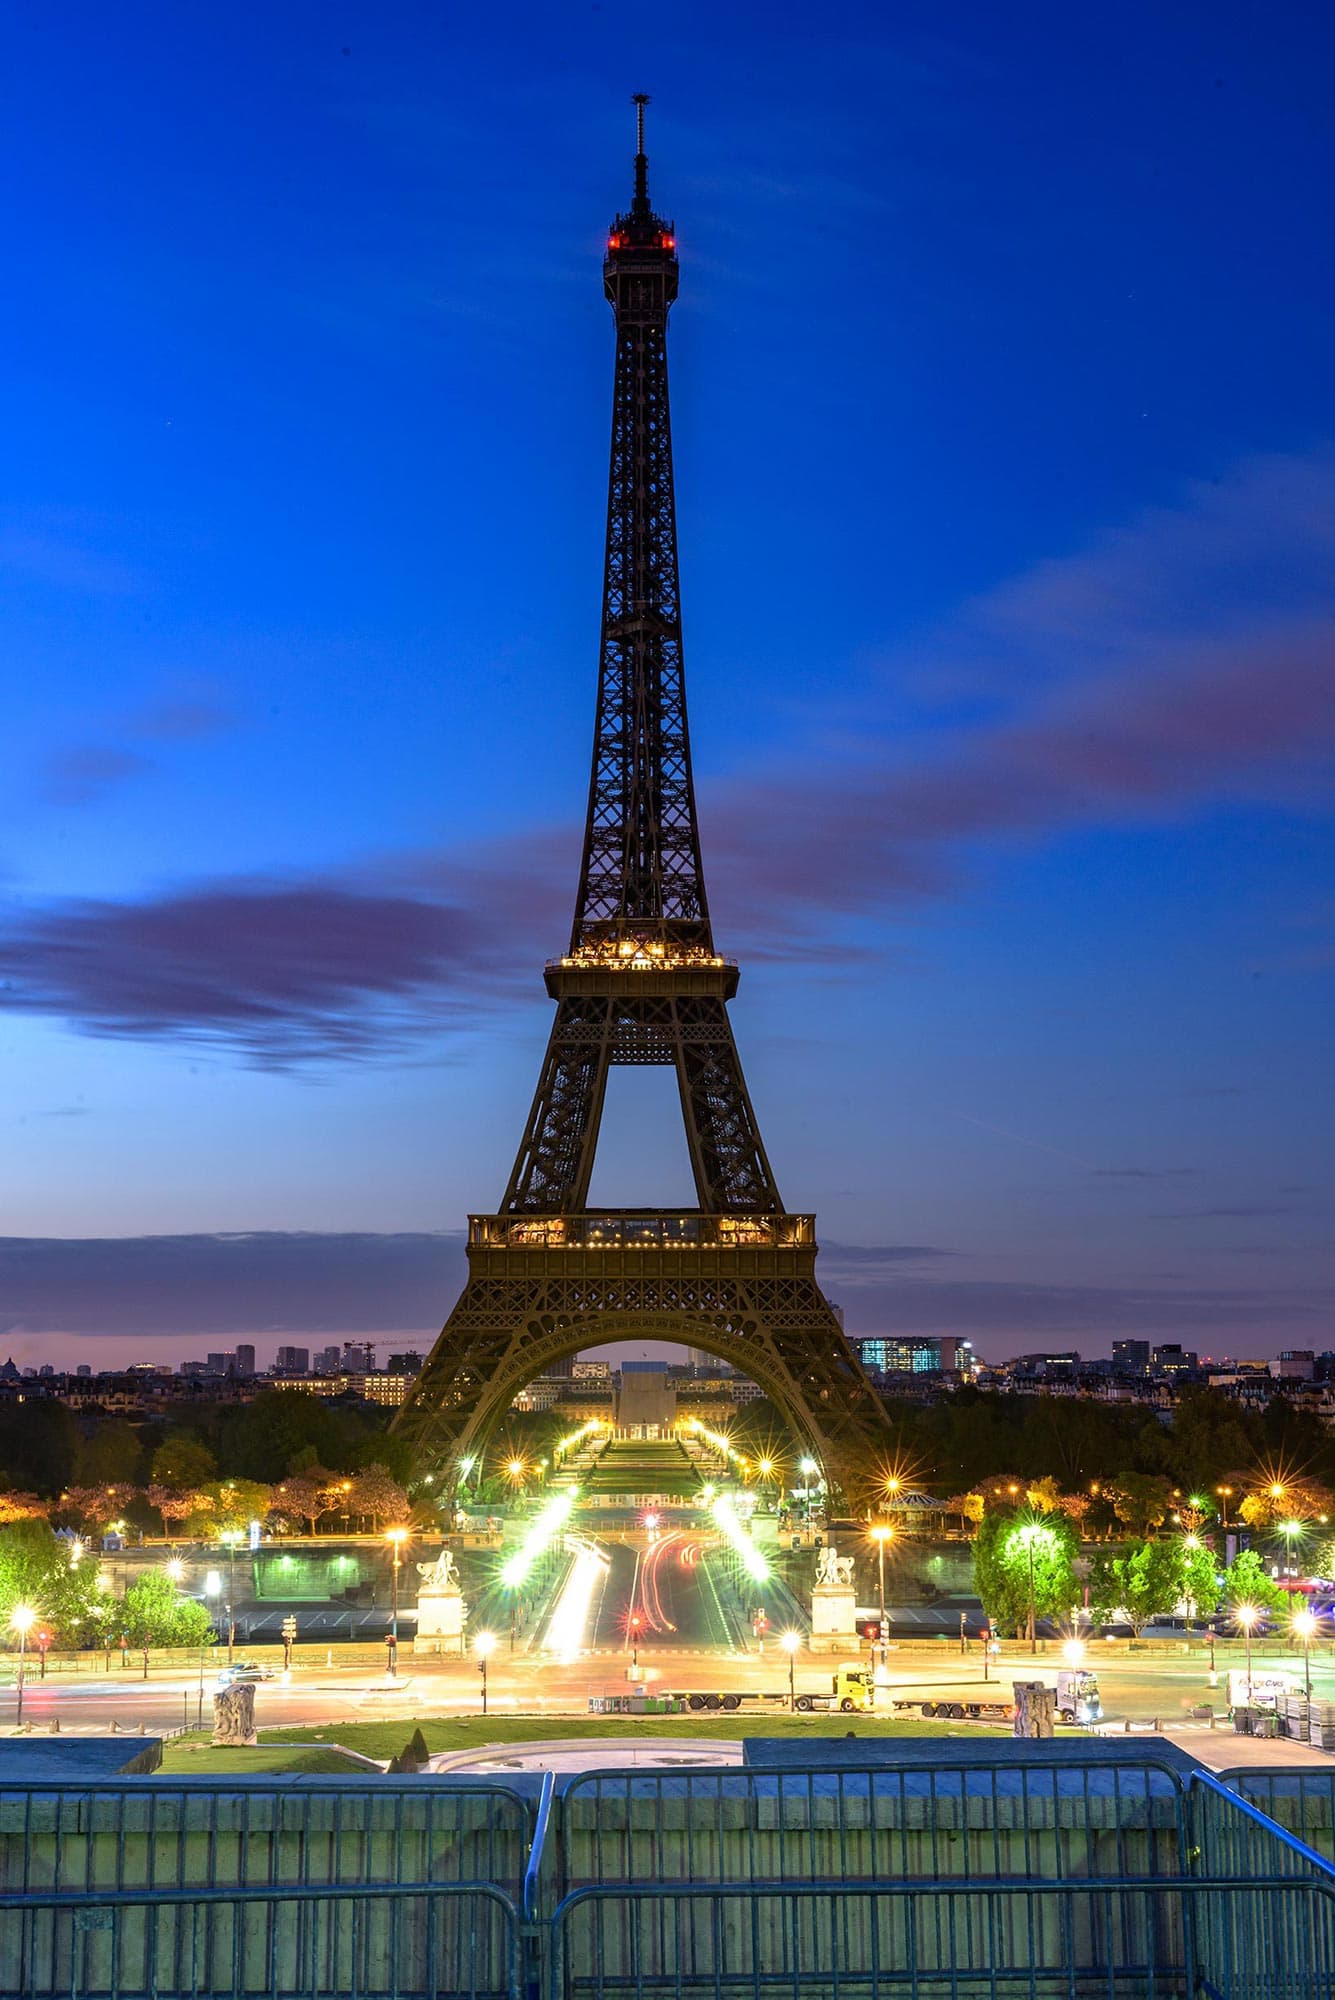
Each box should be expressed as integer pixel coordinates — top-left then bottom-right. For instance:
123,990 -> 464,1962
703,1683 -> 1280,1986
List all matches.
11,1605 -> 35,1728
1014,1521 -> 1056,1656
1293,1608 -> 1318,1703
475,1630 -> 496,1714
385,1527 -> 410,1677
780,1628 -> 801,1709
164,1557 -> 186,1584
868,1524 -> 894,1656
1216,1485 -> 1234,1528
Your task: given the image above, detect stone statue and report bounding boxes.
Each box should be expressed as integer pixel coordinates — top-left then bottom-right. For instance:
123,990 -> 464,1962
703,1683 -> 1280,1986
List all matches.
211,1682 -> 257,1747
416,1547 -> 459,1592
815,1545 -> 853,1589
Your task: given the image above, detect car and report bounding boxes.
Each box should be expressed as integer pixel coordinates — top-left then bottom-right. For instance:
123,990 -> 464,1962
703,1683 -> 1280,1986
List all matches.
216,1662 -> 275,1687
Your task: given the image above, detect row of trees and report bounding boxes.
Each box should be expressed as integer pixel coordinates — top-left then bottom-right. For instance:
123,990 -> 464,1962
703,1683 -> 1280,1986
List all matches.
0,1390 -> 413,1500
950,1471 -> 1334,1540
0,1466 -> 411,1543
971,1505 -> 1290,1638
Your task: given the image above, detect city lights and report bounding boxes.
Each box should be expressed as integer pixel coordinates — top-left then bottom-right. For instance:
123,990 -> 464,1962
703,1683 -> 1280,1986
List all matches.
709,1491 -> 770,1583
500,1490 -> 577,1588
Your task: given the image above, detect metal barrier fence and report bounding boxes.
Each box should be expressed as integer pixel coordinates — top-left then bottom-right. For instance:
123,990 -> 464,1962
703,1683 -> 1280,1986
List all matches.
548,1876 -> 1335,1999
1219,1766 -> 1335,1863
1188,1764 -> 1335,1884
0,1777 -> 536,1902
553,1757 -> 1191,1903
0,1879 -> 521,2000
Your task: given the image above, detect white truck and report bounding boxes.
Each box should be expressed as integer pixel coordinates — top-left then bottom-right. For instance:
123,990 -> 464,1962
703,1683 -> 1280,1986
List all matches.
890,1668 -> 1101,1725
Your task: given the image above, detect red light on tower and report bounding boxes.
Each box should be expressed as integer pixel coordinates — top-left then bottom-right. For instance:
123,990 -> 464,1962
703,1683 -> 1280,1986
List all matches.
661,234 -> 674,249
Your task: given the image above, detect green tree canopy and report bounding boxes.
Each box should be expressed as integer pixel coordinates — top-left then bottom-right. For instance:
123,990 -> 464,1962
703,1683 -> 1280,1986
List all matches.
75,1421 -> 144,1486
0,1521 -> 105,1647
151,1432 -> 217,1489
1088,1540 -> 1190,1635
120,1569 -> 215,1650
1220,1548 -> 1288,1616
972,1508 -> 1079,1637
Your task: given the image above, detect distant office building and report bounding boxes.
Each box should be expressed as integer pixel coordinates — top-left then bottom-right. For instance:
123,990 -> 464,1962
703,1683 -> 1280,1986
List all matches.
234,1344 -> 256,1377
858,1335 -> 968,1375
342,1342 -> 376,1372
313,1346 -> 342,1374
1112,1340 -> 1150,1377
1150,1343 -> 1197,1378
1011,1351 -> 1080,1380
274,1346 -> 309,1374
1276,1350 -> 1316,1381
179,1360 -> 210,1378
76,1364 -> 92,1378
572,1361 -> 612,1383
345,1371 -> 411,1407
387,1350 -> 423,1374
204,1351 -> 233,1376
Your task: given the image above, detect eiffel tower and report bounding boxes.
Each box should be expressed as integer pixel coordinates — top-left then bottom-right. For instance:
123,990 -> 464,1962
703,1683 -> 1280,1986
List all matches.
397,101 -> 893,1499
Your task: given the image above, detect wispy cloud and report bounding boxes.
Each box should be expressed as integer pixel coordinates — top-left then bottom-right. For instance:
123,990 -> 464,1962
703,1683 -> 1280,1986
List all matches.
3,450 -> 1334,1062
43,746 -> 152,807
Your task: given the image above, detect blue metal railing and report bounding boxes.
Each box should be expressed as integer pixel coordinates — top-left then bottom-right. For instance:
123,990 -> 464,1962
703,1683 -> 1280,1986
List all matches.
0,1775 -> 536,1901
547,1875 -> 1335,1999
0,1878 -> 522,2000
1217,1766 -> 1335,1862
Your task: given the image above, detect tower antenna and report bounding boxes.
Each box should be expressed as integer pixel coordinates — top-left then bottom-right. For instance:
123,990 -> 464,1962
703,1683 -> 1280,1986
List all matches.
632,91 -> 650,209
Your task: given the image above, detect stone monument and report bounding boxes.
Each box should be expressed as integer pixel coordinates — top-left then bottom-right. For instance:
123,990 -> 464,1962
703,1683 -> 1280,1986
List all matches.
413,1546 -> 467,1656
211,1681 -> 257,1747
809,1542 -> 859,1654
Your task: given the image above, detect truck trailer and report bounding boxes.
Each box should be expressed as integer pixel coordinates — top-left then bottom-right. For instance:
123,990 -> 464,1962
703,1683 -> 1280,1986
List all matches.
678,1667 -> 874,1714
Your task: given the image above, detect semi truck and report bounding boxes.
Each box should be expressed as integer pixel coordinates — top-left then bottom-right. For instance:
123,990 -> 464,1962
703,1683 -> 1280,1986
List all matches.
678,1667 -> 875,1714
890,1669 -> 1102,1726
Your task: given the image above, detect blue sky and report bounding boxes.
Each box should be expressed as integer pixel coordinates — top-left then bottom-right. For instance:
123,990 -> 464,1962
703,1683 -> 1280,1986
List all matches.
2,2 -> 1332,1367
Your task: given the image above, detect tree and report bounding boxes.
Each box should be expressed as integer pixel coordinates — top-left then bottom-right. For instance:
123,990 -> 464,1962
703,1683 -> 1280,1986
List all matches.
148,1486 -> 207,1533
120,1569 -> 215,1652
58,1485 -> 136,1533
347,1465 -> 410,1532
1088,1540 -> 1183,1636
151,1433 -> 217,1489
185,1480 -> 272,1539
1221,1548 -> 1288,1616
75,1421 -> 143,1486
1179,1542 -> 1222,1618
271,1473 -> 341,1536
1110,1474 -> 1173,1538
0,1493 -> 46,1525
972,1509 -> 1080,1638
0,1400 -> 79,1498
0,1520 -> 106,1647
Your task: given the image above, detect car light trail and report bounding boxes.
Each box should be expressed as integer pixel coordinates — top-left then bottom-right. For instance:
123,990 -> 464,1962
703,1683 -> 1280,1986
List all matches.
500,1489 -> 578,1587
709,1492 -> 770,1582
545,1536 -> 609,1660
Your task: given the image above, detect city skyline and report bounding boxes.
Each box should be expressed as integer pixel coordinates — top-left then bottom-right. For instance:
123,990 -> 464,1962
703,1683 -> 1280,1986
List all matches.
4,4 -> 1334,1369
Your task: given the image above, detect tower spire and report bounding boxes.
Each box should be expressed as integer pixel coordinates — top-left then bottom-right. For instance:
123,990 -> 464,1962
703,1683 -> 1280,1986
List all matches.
632,91 -> 650,215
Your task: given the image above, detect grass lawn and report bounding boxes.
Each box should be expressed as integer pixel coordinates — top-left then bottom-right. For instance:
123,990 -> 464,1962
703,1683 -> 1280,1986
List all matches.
158,1741 -> 372,1775
158,1712 -> 1004,1772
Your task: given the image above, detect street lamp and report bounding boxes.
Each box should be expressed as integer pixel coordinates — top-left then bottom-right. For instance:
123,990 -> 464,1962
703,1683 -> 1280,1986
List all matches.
475,1630 -> 496,1715
385,1527 -> 409,1678
1216,1486 -> 1233,1530
11,1605 -> 35,1728
799,1459 -> 818,1524
1235,1603 -> 1258,1699
219,1531 -> 242,1664
165,1557 -> 185,1584
868,1525 -> 894,1661
1015,1522 -> 1053,1656
1293,1609 -> 1317,1704
781,1629 -> 801,1710
629,1611 -> 642,1672
1279,1519 -> 1306,1578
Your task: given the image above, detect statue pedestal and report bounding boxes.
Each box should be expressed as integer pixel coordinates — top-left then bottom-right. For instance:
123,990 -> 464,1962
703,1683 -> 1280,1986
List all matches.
809,1583 -> 859,1653
413,1585 -> 466,1656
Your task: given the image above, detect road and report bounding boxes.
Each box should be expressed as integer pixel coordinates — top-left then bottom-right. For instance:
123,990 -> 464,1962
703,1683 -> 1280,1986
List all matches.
9,1634 -> 1335,1737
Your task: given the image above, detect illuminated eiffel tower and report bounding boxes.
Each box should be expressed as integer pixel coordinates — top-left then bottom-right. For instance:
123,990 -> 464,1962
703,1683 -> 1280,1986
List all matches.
398,101 -> 892,1497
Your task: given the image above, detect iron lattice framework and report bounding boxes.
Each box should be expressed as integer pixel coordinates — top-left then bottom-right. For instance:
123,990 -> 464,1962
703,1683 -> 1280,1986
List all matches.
397,102 -> 892,1499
